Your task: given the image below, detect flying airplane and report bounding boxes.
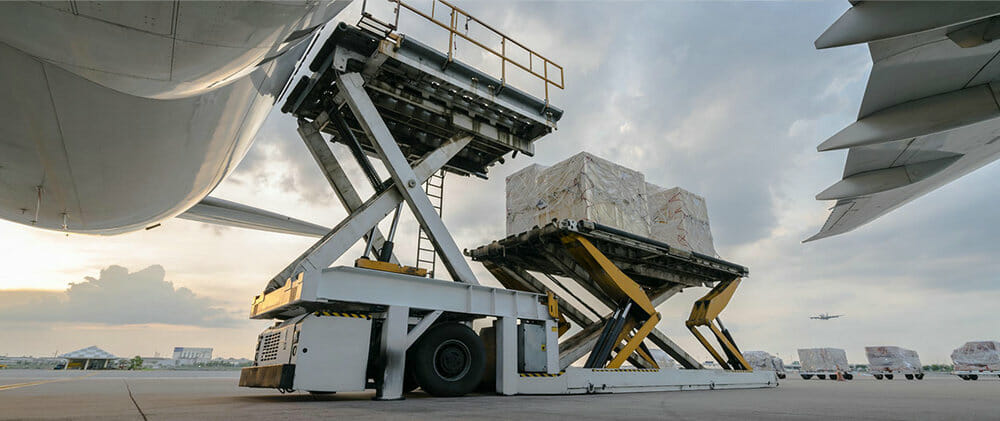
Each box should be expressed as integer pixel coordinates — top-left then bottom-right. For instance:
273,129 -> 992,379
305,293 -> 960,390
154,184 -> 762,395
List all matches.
809,313 -> 843,321
0,1 -> 352,237
809,2 -> 1000,241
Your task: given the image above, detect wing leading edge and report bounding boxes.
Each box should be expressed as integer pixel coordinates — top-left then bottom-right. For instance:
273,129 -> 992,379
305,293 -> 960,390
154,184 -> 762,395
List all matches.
808,1 -> 1000,242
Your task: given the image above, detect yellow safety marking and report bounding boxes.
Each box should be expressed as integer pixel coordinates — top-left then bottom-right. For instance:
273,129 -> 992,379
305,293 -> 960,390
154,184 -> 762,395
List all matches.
519,371 -> 566,377
355,258 -> 428,277
591,368 -> 660,372
314,311 -> 371,319
0,373 -> 96,391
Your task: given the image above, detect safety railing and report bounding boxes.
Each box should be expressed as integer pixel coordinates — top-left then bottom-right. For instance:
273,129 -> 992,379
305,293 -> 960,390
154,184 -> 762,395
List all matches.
360,0 -> 565,104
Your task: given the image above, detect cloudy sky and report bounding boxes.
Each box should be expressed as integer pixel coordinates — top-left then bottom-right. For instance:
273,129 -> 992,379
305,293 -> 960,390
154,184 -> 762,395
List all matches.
2,1 -> 999,364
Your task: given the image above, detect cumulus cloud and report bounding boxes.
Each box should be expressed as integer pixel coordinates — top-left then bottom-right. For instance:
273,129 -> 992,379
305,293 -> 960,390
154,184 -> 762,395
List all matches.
0,265 -> 239,327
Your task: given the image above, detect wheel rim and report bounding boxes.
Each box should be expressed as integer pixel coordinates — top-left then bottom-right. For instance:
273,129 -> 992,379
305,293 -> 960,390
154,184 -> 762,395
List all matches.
433,339 -> 471,381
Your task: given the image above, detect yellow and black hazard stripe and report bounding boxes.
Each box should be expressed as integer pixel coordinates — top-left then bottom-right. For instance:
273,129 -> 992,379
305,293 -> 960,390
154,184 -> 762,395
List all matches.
591,368 -> 660,373
314,311 -> 371,319
520,371 -> 566,377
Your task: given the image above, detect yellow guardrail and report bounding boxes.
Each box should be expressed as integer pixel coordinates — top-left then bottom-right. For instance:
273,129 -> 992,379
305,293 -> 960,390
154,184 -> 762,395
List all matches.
361,0 -> 565,104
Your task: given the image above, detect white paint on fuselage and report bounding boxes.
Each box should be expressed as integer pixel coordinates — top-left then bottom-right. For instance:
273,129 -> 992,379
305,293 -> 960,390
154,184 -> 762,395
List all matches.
0,1 -> 351,234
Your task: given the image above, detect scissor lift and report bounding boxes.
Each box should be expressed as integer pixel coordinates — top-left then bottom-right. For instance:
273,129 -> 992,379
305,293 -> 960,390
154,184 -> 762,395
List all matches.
238,1 -> 773,400
469,219 -> 754,374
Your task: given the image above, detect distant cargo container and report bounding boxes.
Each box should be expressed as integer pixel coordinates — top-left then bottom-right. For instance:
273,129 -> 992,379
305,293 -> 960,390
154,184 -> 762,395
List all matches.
797,348 -> 853,380
742,351 -> 786,379
951,341 -> 1000,381
865,346 -> 923,380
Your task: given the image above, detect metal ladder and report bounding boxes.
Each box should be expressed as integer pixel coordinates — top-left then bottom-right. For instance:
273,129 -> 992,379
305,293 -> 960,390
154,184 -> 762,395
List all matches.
415,170 -> 445,277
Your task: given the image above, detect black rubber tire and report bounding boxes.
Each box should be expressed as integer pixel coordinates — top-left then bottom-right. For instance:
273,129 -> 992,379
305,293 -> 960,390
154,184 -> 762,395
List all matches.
829,375 -> 839,380
409,323 -> 485,397
905,374 -> 914,380
777,373 -> 786,379
960,375 -> 969,380
403,368 -> 419,393
874,374 -> 884,380
970,374 -> 979,381
844,373 -> 854,380
885,374 -> 894,380
817,374 -> 826,380
915,373 -> 924,380
801,374 -> 813,380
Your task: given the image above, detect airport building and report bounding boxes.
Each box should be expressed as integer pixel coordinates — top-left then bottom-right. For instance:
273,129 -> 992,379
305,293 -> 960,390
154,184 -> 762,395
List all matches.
59,346 -> 117,370
172,347 -> 213,365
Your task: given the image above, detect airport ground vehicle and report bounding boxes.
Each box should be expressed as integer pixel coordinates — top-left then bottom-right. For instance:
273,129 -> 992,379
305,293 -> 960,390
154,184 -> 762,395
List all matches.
798,348 -> 854,380
871,371 -> 922,380
954,370 -> 1000,381
798,371 -> 854,380
866,346 -> 924,380
237,1 -> 774,400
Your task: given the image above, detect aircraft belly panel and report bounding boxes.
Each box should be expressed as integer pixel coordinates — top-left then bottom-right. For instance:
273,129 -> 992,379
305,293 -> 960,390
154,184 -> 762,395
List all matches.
0,37 -> 298,235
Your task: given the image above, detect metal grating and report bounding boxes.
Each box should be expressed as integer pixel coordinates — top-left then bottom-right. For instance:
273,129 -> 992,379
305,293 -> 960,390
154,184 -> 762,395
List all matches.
258,331 -> 282,362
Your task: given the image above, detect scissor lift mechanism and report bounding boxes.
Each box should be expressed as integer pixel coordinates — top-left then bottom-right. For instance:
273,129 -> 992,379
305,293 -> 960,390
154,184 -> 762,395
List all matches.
469,219 -> 753,372
239,20 -> 773,400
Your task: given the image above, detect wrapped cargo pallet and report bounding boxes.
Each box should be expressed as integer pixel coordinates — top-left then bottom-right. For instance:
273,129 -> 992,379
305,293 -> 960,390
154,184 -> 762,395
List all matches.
743,351 -> 774,371
505,152 -> 718,256
951,341 -> 1000,371
865,346 -> 922,372
505,152 -> 649,237
772,355 -> 786,372
648,185 -> 717,256
649,349 -> 676,369
798,348 -> 849,372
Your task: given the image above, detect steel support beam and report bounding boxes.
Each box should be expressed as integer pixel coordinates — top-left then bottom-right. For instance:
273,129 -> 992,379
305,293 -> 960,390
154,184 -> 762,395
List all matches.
495,316 -> 518,395
375,305 -> 408,400
338,72 -> 479,285
557,283 -> 688,369
405,310 -> 442,350
296,114 -> 397,265
265,135 -> 471,292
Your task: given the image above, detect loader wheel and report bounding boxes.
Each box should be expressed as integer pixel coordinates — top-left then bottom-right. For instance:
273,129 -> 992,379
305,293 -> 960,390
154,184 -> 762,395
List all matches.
800,374 -> 813,380
828,375 -> 838,380
959,375 -> 969,380
915,374 -> 924,380
905,374 -> 914,380
969,374 -> 979,381
844,373 -> 854,380
410,323 -> 485,397
777,373 -> 786,379
885,374 -> 894,380
874,374 -> 884,380
817,374 -> 826,380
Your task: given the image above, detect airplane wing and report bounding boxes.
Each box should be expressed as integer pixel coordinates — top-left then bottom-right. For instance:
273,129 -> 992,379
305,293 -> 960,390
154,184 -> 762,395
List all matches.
808,2 -> 1000,241
177,197 -> 328,237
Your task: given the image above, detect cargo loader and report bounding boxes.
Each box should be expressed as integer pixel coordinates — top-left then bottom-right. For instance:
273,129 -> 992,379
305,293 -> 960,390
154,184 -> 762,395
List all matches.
237,0 -> 775,399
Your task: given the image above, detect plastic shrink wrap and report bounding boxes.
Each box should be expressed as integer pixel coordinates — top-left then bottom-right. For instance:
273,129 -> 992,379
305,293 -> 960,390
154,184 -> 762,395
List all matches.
648,185 -> 717,256
798,348 -> 849,372
505,152 -> 717,256
743,351 -> 785,372
951,341 -> 1000,371
649,349 -> 676,369
865,346 -> 922,372
506,153 -> 648,237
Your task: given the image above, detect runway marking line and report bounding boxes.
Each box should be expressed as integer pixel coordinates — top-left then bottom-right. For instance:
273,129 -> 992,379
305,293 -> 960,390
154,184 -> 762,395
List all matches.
0,373 -> 97,391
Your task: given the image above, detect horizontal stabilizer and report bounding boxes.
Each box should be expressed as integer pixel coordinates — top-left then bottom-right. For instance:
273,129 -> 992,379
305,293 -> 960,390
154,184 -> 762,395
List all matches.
816,155 -> 962,201
178,197 -> 328,237
815,2 -> 1000,49
817,84 -> 1000,151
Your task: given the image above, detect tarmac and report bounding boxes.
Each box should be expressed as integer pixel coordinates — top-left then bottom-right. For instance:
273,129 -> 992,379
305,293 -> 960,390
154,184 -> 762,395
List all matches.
0,370 -> 997,420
